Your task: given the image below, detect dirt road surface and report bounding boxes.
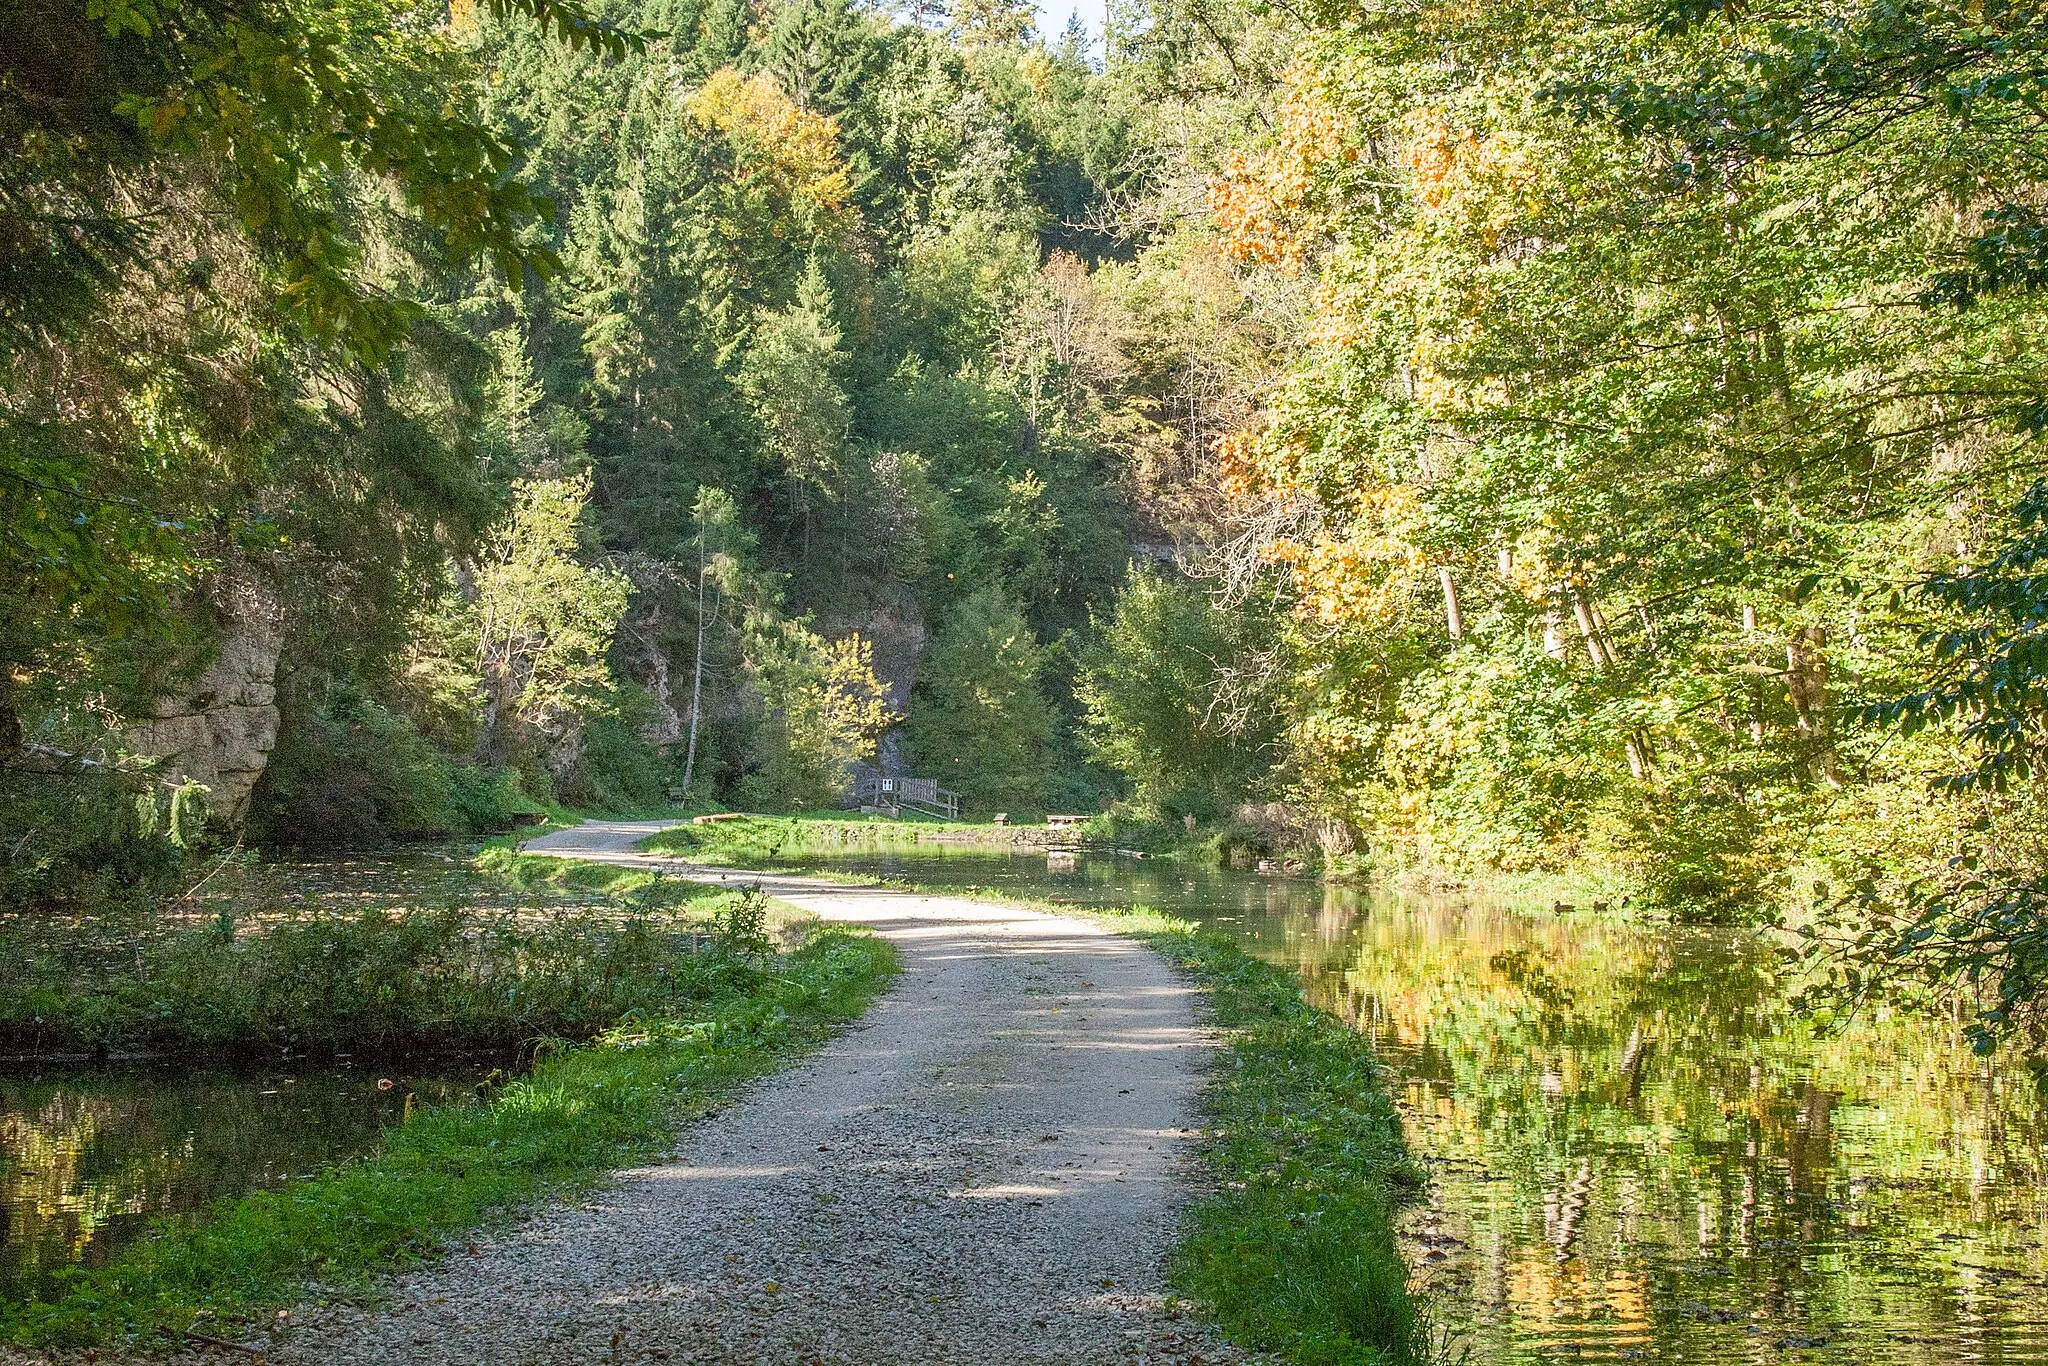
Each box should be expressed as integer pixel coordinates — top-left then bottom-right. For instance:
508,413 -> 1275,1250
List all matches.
272,819 -> 1241,1365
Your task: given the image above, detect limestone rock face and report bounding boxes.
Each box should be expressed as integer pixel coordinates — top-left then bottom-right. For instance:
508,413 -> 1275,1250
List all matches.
127,590 -> 284,825
830,598 -> 926,776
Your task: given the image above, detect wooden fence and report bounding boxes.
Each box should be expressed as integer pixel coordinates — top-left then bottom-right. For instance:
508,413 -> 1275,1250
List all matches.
848,771 -> 961,821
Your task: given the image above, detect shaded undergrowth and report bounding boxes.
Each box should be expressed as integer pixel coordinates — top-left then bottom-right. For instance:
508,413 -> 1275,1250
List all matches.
0,864 -> 768,1058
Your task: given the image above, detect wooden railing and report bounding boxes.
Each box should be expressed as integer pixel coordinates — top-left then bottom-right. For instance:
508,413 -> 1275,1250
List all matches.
848,771 -> 961,821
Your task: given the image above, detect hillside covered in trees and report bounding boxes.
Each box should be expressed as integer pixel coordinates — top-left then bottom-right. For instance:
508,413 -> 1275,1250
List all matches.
11,0 -> 2048,1052
4,0 -> 1252,844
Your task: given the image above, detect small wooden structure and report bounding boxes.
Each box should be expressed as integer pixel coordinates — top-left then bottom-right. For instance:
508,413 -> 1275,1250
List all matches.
848,770 -> 961,821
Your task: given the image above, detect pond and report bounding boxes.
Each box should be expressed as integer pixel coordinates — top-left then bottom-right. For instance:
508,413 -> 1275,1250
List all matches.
763,843 -> 2048,1365
0,1060 -> 496,1303
1,846 -> 534,1303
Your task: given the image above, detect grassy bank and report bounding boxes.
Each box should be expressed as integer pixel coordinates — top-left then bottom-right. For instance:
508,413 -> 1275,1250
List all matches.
2,924 -> 896,1349
0,858 -> 780,1058
1083,909 -> 1426,1365
644,813 -> 1056,864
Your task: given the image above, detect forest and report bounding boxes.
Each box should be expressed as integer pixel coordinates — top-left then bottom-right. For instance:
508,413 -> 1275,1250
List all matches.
12,0 -> 2048,1048
10,0 -> 2048,1357
10,0 -> 2048,1052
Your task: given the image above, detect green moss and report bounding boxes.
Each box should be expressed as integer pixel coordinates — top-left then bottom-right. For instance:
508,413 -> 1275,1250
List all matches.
2,927 -> 896,1349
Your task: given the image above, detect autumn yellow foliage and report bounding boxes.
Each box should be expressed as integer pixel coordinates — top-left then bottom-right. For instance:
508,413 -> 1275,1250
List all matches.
1402,106 -> 1541,239
1208,64 -> 1352,274
689,70 -> 851,220
1269,486 -> 1428,629
1213,429 -> 1266,500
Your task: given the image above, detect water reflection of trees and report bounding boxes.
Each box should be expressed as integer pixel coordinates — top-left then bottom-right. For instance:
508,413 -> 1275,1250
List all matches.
2,1091 -> 185,1290
1270,895 -> 2048,1361
0,1071 -> 453,1298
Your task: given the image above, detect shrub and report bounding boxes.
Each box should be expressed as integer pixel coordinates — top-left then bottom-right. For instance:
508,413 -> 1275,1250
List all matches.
2,926 -> 895,1348
0,768 -> 190,913
0,895 -> 777,1057
554,685 -> 671,812
250,678 -> 532,845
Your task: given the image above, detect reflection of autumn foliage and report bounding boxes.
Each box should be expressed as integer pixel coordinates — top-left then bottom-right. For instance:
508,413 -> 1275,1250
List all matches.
1310,898 -> 2048,1353
1,1095 -> 180,1284
1208,64 -> 1351,275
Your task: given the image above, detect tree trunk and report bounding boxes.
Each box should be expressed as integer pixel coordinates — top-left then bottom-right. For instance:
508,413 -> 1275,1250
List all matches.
1743,602 -> 1765,744
680,531 -> 710,802
1439,567 -> 1464,643
1591,602 -> 1622,664
1786,625 -> 1844,787
1570,584 -> 1653,780
0,668 -> 20,766
1568,588 -> 1612,669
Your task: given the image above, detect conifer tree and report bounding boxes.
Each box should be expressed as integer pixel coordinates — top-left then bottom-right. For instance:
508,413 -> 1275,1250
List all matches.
905,587 -> 1059,813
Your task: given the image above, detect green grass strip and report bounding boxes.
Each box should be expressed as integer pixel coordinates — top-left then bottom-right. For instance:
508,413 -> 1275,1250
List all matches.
1091,909 -> 1423,1366
643,814 -> 1034,864
3,928 -> 896,1350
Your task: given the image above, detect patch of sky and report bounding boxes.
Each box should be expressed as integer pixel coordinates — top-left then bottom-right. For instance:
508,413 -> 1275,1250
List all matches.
1036,0 -> 1099,52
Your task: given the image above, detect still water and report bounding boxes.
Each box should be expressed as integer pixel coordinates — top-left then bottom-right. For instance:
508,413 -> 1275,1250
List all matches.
770,843 -> 2048,1364
0,1062 -> 490,1302
0,845 -> 544,1302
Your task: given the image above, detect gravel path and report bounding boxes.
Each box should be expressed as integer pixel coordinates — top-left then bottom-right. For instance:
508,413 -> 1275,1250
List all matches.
271,819 -> 1243,1365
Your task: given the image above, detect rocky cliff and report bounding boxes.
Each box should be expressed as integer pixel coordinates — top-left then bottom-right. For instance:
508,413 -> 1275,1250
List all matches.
126,581 -> 283,824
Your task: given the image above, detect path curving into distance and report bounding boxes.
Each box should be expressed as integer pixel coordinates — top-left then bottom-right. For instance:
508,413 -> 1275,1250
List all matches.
276,819 -> 1244,1365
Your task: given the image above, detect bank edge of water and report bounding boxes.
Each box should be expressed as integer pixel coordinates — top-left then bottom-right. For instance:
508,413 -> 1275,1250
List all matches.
1113,908 -> 1426,1366
0,927 -> 897,1352
648,815 -> 1663,932
642,814 -> 1068,862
